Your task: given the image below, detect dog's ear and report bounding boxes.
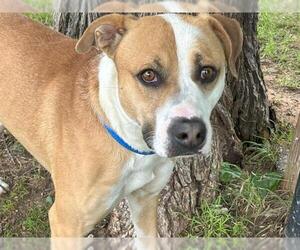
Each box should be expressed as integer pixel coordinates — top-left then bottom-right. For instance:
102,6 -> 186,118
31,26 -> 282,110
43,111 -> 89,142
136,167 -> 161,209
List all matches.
208,14 -> 243,78
75,14 -> 137,57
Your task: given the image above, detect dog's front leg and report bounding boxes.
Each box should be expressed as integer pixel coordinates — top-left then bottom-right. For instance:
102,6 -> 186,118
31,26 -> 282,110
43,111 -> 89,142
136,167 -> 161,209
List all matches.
127,191 -> 159,237
127,162 -> 173,237
127,191 -> 160,250
49,183 -> 109,237
49,201 -> 91,237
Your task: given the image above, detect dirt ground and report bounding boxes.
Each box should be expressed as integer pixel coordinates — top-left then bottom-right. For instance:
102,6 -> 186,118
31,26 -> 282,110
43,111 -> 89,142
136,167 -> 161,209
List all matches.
0,132 -> 52,236
262,58 -> 300,127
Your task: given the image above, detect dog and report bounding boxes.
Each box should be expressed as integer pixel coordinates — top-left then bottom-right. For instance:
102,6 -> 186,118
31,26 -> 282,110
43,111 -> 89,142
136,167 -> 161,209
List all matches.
0,13 -> 242,237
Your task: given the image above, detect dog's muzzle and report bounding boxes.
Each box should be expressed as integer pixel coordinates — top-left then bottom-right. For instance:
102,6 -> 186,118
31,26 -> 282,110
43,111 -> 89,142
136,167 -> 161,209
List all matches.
167,117 -> 207,157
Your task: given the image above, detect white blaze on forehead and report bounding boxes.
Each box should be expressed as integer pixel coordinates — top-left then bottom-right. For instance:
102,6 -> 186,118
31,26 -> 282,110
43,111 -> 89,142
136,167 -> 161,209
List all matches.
161,14 -> 226,115
161,14 -> 208,117
154,15 -> 205,156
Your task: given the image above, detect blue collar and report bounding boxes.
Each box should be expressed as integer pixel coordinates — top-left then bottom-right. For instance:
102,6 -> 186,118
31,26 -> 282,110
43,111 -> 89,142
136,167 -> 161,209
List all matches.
103,123 -> 155,156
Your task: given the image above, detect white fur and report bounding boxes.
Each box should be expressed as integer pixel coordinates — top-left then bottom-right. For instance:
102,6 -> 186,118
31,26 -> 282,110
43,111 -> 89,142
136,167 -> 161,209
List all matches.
104,154 -> 173,237
99,55 -> 151,152
104,154 -> 173,210
126,155 -> 173,237
152,14 -> 226,156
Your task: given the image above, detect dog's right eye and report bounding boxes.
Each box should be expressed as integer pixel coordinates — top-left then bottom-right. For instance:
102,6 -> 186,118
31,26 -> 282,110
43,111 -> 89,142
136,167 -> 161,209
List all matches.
137,69 -> 162,87
198,66 -> 218,84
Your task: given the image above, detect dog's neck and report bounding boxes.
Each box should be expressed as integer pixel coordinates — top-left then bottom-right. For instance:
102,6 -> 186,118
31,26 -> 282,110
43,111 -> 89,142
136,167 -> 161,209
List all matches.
98,54 -> 151,152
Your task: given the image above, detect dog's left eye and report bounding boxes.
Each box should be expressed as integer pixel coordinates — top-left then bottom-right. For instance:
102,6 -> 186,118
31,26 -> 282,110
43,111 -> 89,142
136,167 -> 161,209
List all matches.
199,66 -> 217,83
137,69 -> 161,87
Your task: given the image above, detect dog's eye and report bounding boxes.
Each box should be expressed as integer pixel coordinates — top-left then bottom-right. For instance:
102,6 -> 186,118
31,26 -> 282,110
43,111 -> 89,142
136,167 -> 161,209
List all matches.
138,69 -> 161,87
142,70 -> 156,82
199,66 -> 217,83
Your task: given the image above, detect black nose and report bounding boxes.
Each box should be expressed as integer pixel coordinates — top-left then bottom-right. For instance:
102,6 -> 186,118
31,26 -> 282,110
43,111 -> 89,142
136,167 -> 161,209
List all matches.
168,117 -> 206,154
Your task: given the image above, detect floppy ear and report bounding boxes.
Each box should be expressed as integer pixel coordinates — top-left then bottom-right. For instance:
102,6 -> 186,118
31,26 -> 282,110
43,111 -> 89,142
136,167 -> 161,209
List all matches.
75,14 -> 137,57
208,14 -> 243,78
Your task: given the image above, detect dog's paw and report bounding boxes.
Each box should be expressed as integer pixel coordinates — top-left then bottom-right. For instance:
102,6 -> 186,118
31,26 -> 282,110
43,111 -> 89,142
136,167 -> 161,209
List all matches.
0,178 -> 9,196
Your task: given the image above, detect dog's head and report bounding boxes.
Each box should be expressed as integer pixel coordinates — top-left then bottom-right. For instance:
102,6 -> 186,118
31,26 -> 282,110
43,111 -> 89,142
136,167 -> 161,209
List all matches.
76,14 -> 243,157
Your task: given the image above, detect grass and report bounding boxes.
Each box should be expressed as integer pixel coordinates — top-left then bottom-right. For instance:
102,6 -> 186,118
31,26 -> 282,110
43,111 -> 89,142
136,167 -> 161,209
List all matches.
0,179 -> 29,215
22,205 -> 50,236
259,0 -> 298,12
0,180 -> 51,237
184,162 -> 291,237
23,0 -> 52,12
258,13 -> 300,88
185,196 -> 249,237
184,122 -> 294,237
243,122 -> 294,167
0,132 -> 52,237
2,202 -> 50,237
26,13 -> 54,27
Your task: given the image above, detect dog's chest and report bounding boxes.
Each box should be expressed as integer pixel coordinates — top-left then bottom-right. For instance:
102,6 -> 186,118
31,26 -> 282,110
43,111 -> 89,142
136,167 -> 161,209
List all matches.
105,155 -> 173,208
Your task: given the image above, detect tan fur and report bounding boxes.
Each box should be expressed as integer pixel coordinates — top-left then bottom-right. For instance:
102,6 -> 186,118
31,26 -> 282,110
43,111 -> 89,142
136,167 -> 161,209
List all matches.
115,16 -> 180,125
76,14 -> 137,55
209,14 -> 243,77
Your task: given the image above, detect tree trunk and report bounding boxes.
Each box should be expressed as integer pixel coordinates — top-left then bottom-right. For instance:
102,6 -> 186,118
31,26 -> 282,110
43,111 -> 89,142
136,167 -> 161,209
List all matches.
285,114 -> 300,236
54,4 -> 271,237
285,168 -> 300,237
282,114 -> 300,193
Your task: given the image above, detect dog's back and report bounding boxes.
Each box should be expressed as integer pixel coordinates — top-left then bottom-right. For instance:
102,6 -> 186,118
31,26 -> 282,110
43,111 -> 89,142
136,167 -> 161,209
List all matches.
0,14 -> 98,168
0,14 -> 78,97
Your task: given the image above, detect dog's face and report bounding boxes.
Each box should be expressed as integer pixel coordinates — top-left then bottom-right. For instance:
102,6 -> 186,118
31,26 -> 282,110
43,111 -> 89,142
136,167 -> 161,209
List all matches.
76,14 -> 243,157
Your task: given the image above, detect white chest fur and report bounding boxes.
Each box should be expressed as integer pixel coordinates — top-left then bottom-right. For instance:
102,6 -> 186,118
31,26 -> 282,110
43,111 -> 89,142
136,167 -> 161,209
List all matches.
105,154 -> 174,209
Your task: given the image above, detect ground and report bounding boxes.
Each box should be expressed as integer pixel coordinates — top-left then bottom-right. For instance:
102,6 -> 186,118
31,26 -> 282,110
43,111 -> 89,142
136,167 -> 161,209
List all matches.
0,13 -> 299,237
258,13 -> 300,126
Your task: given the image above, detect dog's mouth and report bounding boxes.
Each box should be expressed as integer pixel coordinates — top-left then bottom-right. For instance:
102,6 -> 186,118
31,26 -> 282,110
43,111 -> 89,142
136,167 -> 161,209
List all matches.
166,140 -> 206,158
144,137 -> 154,150
142,123 -> 155,150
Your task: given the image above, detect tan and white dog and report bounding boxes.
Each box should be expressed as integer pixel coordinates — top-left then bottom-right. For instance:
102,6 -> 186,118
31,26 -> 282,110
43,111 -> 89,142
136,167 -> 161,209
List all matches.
0,13 -> 242,237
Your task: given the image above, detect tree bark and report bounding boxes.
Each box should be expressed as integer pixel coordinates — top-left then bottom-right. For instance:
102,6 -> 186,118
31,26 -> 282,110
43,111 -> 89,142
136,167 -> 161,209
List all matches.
54,5 -> 271,237
228,13 -> 272,141
285,168 -> 300,237
282,114 -> 300,193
